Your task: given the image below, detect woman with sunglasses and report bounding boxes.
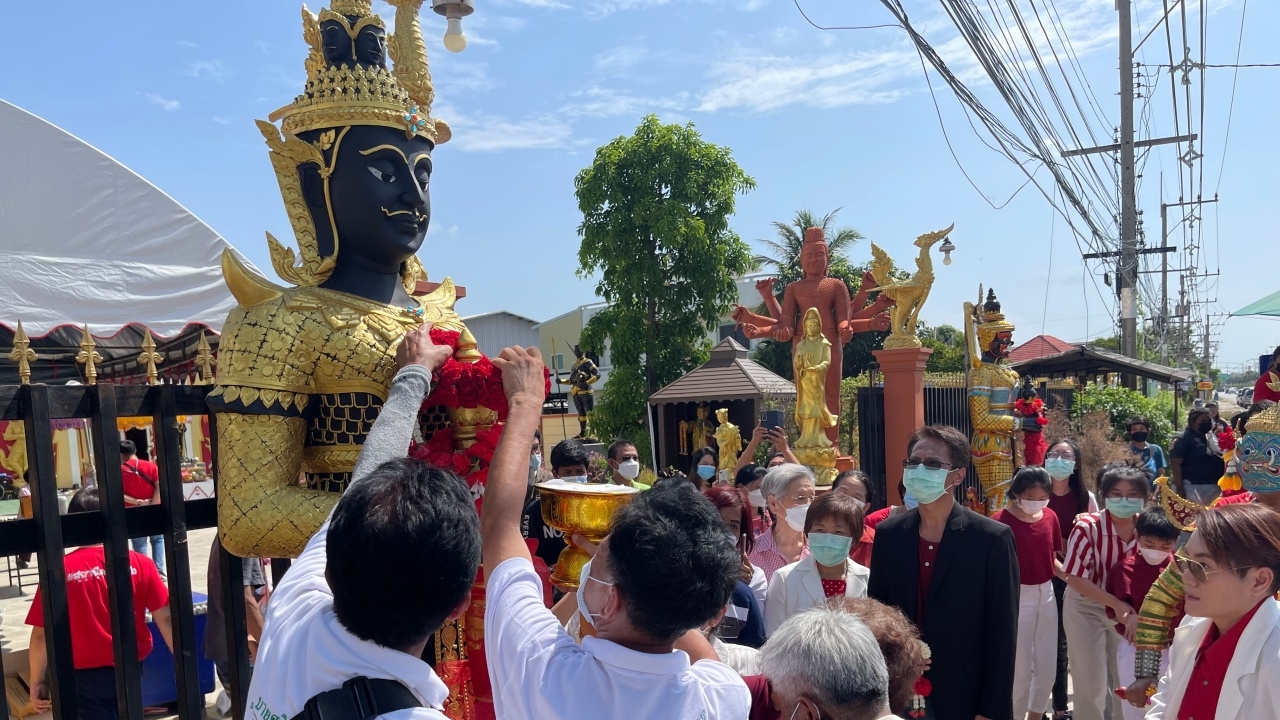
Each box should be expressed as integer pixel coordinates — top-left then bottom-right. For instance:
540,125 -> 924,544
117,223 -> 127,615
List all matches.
1147,504 -> 1280,718
1060,463 -> 1150,720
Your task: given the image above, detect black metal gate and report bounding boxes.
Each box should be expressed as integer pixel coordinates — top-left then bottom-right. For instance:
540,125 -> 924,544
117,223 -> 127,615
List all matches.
0,383 -> 254,720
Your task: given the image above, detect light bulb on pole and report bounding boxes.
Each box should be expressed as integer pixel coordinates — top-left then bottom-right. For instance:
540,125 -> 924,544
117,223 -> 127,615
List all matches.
433,0 -> 475,54
939,237 -> 956,266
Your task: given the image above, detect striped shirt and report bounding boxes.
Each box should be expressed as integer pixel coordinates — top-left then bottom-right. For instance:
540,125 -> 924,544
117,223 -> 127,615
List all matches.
749,528 -> 808,583
1062,511 -> 1136,587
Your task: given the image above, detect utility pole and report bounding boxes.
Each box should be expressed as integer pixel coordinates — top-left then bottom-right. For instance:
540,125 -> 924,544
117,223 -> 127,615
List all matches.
1117,0 -> 1138,389
1158,195 -> 1217,365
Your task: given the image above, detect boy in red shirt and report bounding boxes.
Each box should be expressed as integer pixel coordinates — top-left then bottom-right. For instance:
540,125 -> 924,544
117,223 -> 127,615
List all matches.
1106,507 -> 1181,720
120,439 -> 166,578
26,488 -> 173,720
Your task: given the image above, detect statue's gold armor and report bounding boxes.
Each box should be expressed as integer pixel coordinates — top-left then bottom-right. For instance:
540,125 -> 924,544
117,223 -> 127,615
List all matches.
212,0 -> 461,558
965,288 -> 1019,512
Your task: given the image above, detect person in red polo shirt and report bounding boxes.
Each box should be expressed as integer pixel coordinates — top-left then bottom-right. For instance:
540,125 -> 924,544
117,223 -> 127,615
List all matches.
1147,504 -> 1280,718
120,439 -> 165,579
25,487 -> 173,720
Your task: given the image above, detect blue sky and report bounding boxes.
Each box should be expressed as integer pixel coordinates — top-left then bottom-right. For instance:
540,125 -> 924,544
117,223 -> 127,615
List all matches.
6,0 -> 1276,372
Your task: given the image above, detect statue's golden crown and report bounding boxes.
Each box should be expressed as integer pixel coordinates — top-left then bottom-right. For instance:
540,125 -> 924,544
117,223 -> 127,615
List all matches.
1247,403 -> 1280,436
268,0 -> 450,145
974,287 -> 1015,342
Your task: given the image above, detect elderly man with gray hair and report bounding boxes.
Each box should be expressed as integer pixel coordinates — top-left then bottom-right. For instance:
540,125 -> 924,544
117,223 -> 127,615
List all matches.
752,605 -> 892,720
750,464 -> 818,581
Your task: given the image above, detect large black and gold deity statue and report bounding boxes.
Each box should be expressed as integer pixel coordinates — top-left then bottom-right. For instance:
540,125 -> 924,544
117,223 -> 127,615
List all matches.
211,0 -> 466,557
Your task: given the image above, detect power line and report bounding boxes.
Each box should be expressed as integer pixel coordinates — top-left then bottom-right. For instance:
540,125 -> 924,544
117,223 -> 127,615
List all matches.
791,0 -> 898,31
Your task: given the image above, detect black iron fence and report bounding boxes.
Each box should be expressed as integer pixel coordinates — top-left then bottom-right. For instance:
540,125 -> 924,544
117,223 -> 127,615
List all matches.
0,383 -> 253,720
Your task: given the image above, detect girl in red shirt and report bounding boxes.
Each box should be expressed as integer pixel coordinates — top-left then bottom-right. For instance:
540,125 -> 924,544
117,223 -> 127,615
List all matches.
995,466 -> 1063,720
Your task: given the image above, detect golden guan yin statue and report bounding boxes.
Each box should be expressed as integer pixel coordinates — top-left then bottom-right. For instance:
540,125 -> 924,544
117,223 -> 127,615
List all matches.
965,287 -> 1030,513
210,0 -> 467,558
793,308 -> 839,485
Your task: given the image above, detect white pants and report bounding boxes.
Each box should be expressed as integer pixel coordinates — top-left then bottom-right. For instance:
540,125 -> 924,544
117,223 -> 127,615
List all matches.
1116,638 -> 1167,720
1062,588 -> 1124,720
1013,581 -> 1058,716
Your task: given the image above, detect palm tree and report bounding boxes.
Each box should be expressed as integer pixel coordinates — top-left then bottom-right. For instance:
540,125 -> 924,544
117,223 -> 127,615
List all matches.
754,208 -> 864,271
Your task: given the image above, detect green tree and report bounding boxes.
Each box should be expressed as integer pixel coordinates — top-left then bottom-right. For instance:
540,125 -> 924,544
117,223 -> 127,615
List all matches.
918,322 -> 967,372
754,209 -> 864,275
1071,384 -> 1176,449
575,115 -> 756,457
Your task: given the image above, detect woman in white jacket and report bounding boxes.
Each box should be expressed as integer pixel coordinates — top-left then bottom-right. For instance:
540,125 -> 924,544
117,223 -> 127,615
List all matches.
765,491 -> 869,637
1146,504 -> 1280,719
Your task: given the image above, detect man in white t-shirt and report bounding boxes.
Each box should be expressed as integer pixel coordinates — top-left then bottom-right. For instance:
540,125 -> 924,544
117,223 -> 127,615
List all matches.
245,325 -> 468,720
483,346 -> 750,720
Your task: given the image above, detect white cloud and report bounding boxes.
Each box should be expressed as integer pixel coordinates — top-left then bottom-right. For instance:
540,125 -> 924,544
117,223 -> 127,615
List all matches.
697,48 -> 918,112
440,105 -> 575,152
594,44 -> 647,74
212,116 -> 231,125
561,86 -> 688,119
175,40 -> 199,49
511,0 -> 570,7
439,63 -> 496,93
586,0 -> 674,19
145,93 -> 182,112
187,60 -> 230,83
741,0 -> 769,10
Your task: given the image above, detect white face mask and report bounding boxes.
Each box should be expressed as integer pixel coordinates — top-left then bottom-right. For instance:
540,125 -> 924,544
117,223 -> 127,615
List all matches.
1019,499 -> 1051,514
561,474 -> 588,484
616,459 -> 641,480
850,497 -> 867,511
748,489 -> 766,508
576,560 -> 614,627
1139,547 -> 1172,566
784,503 -> 810,532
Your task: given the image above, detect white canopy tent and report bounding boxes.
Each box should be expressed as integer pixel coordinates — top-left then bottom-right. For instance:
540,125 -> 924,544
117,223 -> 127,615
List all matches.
0,99 -> 256,383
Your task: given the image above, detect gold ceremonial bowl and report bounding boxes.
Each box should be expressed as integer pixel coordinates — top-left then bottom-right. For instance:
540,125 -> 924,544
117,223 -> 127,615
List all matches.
536,481 -> 640,589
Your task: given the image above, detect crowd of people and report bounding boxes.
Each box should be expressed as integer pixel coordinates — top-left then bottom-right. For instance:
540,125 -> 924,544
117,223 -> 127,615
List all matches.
23,327 -> 1280,720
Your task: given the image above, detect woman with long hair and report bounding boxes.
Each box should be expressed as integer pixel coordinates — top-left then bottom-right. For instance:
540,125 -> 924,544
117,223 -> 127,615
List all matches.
1043,437 -> 1097,720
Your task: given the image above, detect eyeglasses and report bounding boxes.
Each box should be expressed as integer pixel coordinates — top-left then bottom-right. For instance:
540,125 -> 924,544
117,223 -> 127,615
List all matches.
903,459 -> 956,471
1045,451 -> 1072,460
1173,553 -> 1250,584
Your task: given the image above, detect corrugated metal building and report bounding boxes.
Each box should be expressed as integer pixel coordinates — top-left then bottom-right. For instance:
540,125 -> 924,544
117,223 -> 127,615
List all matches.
462,311 -> 540,359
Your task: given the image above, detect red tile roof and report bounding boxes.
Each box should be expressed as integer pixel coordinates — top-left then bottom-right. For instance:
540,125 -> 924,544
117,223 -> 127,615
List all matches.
1009,334 -> 1077,364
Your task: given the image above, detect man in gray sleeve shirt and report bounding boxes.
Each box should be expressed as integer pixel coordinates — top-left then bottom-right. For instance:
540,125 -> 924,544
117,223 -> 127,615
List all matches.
245,324 -> 476,720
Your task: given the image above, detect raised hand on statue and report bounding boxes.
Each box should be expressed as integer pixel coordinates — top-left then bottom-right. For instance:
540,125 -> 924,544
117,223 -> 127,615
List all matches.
493,345 -> 547,406
395,322 -> 453,373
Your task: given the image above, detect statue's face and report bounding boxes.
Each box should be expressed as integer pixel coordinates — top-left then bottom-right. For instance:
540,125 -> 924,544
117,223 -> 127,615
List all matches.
327,125 -> 432,268
321,18 -> 388,69
988,331 -> 1013,359
800,244 -> 829,278
697,405 -> 709,420
1238,430 -> 1280,494
716,409 -> 728,423
804,312 -> 822,337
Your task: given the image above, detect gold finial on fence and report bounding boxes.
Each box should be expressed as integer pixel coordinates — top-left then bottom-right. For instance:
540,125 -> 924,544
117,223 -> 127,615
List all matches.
195,331 -> 214,384
139,329 -> 162,385
8,321 -> 37,385
76,325 -> 103,385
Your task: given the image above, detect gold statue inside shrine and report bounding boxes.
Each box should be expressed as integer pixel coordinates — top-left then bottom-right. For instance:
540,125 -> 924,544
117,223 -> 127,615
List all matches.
714,408 -> 742,478
679,402 -> 716,456
210,0 -> 469,558
792,308 -> 838,485
869,224 -> 953,350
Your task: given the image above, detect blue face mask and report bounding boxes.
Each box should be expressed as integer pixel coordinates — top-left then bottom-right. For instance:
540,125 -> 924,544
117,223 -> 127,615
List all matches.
903,465 -> 951,505
1045,457 -> 1075,480
1106,497 -> 1144,519
808,532 -> 853,567
903,488 -> 919,510
697,465 -> 716,481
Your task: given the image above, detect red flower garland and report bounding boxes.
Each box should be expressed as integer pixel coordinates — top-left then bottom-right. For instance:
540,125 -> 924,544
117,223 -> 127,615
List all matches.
407,328 -> 552,509
1014,397 -> 1050,426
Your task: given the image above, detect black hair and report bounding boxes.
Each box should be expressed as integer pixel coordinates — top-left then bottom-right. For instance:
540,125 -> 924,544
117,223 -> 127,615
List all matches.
1046,438 -> 1090,514
607,439 -> 637,462
549,439 -> 589,472
120,440 -> 137,456
605,481 -> 738,644
906,425 -> 971,469
691,447 -> 719,467
533,428 -> 542,443
735,464 -> 768,488
1125,416 -> 1150,432
68,487 -> 100,514
1097,462 -> 1151,500
764,452 -> 787,467
1134,506 -> 1179,542
1187,408 -> 1212,426
832,469 -> 871,494
327,458 -> 480,652
1007,465 -> 1052,500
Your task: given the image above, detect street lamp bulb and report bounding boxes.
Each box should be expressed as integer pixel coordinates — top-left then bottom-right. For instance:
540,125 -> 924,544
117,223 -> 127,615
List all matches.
939,238 -> 955,266
942,252 -> 953,266
443,17 -> 467,52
